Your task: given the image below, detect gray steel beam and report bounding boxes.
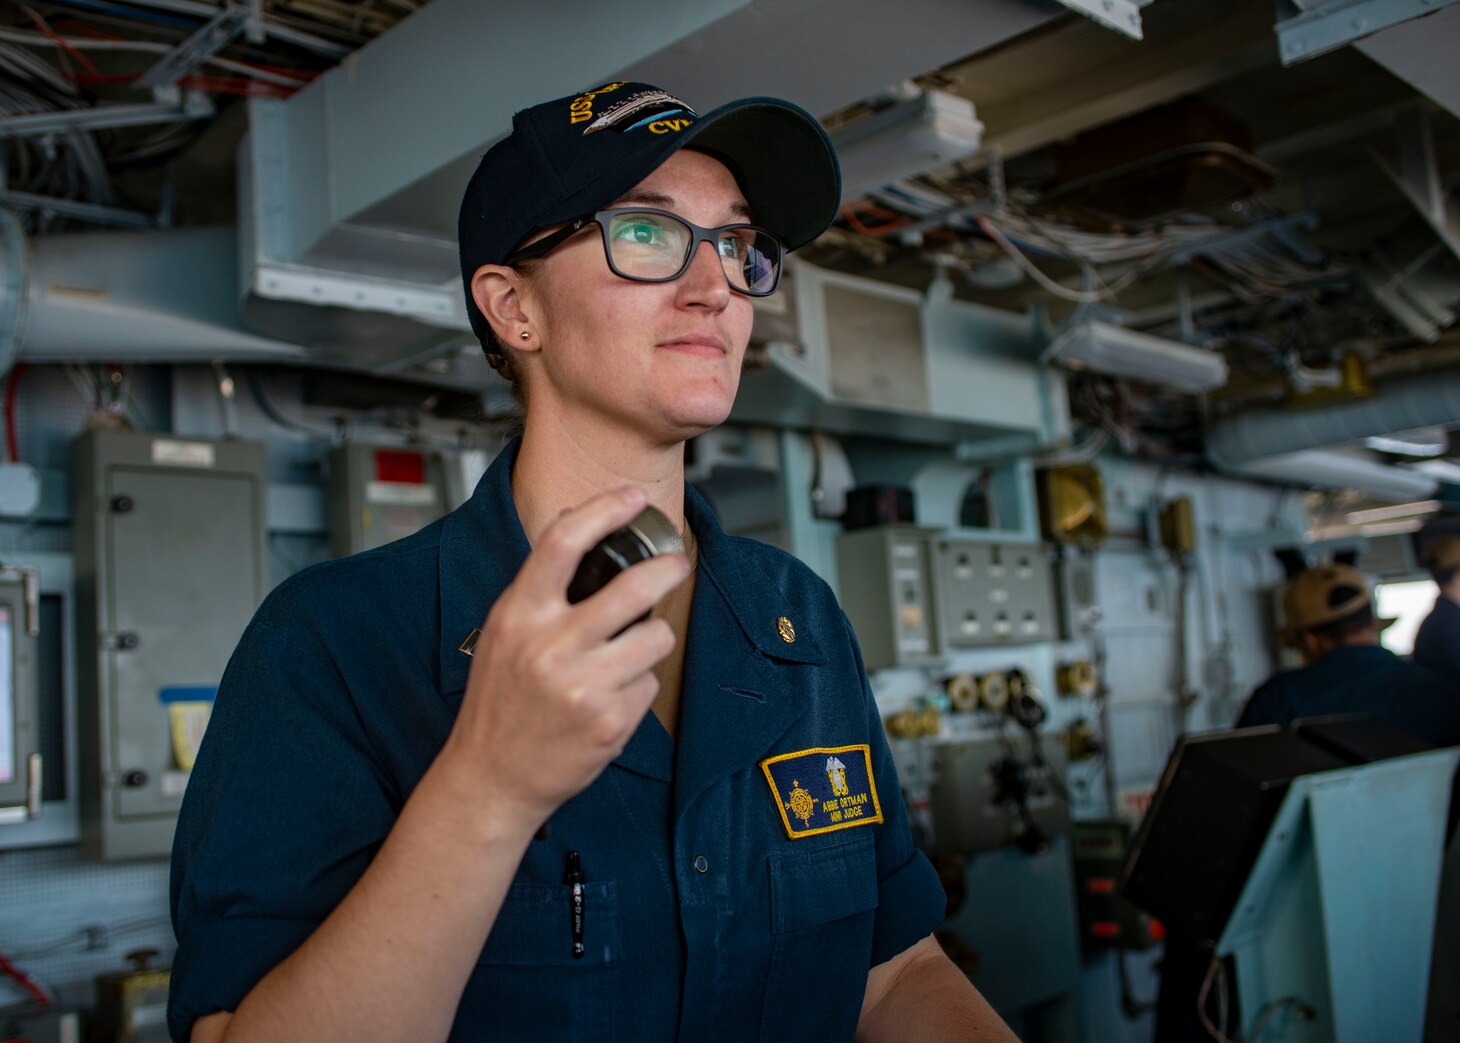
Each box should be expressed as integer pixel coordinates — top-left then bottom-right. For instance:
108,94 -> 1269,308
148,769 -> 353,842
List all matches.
1276,0 -> 1460,65
120,0 -> 350,58
1370,108 -> 1460,262
1053,0 -> 1148,39
0,92 -> 213,138
136,6 -> 252,91
0,192 -> 156,229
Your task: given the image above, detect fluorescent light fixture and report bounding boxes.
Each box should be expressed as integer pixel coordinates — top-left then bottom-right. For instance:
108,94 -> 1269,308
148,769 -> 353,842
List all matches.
1237,449 -> 1440,501
1364,427 -> 1448,457
1043,320 -> 1229,393
1345,499 -> 1440,524
1414,458 -> 1460,483
830,91 -> 983,200
1310,518 -> 1427,541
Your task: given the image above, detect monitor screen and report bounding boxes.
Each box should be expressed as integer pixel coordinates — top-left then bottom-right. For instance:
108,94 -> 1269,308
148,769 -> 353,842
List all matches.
0,604 -> 12,785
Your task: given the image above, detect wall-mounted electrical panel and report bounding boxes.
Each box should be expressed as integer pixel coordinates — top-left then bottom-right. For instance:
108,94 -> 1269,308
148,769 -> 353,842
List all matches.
74,431 -> 267,860
933,538 -> 1055,648
0,567 -> 41,827
836,527 -> 943,670
328,444 -> 448,558
929,733 -> 1070,854
839,527 -> 1057,667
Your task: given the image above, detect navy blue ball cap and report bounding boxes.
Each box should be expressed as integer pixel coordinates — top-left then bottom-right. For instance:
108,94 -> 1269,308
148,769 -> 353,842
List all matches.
458,82 -> 841,340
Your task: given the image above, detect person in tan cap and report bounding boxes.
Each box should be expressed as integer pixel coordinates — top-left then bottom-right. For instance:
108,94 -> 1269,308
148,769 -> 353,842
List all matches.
1414,535 -> 1460,689
1236,563 -> 1460,745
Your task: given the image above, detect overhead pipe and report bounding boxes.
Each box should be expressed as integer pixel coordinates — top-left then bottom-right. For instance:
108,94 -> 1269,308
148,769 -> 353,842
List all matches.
1205,367 -> 1460,468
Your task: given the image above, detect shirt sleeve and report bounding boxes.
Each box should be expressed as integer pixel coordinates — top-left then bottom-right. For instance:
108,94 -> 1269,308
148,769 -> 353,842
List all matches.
1236,677 -> 1286,728
168,603 -> 399,1042
1414,605 -> 1460,692
840,612 -> 947,968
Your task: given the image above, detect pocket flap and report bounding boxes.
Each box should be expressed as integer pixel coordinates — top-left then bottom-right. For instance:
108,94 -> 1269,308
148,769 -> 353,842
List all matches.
768,835 -> 878,934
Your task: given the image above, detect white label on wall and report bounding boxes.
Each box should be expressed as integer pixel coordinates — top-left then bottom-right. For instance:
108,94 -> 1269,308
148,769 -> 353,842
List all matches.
152,440 -> 215,467
160,771 -> 190,798
366,481 -> 436,506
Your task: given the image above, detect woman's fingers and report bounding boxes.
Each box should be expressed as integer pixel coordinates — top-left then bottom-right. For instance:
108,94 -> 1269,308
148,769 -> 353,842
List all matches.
566,554 -> 690,645
513,486 -> 648,603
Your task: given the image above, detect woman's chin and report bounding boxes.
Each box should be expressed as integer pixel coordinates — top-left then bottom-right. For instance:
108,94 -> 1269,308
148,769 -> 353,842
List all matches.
654,395 -> 734,438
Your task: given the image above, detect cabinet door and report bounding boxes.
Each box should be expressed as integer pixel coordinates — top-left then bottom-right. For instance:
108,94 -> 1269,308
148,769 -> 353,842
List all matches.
106,467 -> 260,820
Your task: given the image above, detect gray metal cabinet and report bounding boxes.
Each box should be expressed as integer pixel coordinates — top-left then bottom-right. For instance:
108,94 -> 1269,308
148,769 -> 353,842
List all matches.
74,431 -> 266,860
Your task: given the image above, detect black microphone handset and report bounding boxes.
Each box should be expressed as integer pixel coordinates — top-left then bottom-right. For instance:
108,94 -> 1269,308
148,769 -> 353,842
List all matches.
567,506 -> 684,621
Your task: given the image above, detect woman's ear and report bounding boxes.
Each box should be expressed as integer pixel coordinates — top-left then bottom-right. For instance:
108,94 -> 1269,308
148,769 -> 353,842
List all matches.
471,265 -> 539,353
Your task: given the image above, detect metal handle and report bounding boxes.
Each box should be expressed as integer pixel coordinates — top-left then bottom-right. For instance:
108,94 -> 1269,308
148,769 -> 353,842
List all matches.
26,753 -> 42,819
22,567 -> 38,637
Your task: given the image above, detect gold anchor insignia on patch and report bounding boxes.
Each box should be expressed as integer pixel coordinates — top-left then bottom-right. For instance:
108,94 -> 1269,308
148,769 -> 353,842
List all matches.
784,779 -> 816,826
777,616 -> 796,643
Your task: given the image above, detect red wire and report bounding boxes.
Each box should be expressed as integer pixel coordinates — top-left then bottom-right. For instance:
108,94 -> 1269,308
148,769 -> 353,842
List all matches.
73,72 -> 297,97
0,952 -> 52,1007
841,203 -> 909,237
4,362 -> 25,465
52,18 -> 123,41
24,8 -> 100,78
44,16 -> 317,91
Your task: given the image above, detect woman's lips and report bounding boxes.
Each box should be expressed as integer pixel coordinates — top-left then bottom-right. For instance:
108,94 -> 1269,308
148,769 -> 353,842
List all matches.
658,334 -> 726,358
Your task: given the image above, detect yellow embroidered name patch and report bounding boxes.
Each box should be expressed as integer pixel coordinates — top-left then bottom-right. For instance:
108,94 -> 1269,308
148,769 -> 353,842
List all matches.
761,744 -> 883,839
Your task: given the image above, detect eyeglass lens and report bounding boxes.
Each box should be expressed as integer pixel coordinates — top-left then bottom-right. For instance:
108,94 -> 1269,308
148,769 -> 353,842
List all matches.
605,211 -> 779,294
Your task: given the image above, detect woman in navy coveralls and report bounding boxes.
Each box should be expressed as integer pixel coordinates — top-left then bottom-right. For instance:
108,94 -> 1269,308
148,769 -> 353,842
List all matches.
169,82 -> 1020,1043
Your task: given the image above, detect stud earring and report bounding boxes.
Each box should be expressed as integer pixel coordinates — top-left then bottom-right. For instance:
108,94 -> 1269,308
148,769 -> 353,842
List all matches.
520,331 -> 531,340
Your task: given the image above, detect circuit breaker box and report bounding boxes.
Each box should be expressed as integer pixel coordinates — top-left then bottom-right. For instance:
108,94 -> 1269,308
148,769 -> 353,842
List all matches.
933,539 -> 1056,648
836,526 -> 943,670
74,431 -> 267,860
0,567 -> 41,827
328,444 -> 448,558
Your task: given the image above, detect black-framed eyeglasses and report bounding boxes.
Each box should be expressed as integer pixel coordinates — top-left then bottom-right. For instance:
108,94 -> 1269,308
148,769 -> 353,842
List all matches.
505,207 -> 784,297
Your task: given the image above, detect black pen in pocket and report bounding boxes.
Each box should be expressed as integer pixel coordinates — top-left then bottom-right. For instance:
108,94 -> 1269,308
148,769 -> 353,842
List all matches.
564,851 -> 586,959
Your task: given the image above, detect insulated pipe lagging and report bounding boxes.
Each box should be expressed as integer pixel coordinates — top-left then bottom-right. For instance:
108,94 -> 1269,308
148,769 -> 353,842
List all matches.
1205,369 -> 1460,467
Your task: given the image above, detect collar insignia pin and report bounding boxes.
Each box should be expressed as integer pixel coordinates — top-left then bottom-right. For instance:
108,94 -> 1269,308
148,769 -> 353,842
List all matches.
777,616 -> 796,644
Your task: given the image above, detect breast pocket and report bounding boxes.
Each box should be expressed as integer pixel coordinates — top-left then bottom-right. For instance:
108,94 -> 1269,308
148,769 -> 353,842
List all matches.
760,834 -> 879,1039
452,881 -> 619,1042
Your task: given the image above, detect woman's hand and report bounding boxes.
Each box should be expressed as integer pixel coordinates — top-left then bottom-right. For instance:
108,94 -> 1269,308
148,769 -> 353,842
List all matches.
442,486 -> 688,827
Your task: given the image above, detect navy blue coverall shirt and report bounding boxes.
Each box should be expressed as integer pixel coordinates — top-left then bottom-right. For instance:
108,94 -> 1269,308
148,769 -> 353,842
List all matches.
1236,643 -> 1460,746
169,438 -> 945,1042
1414,595 -> 1460,690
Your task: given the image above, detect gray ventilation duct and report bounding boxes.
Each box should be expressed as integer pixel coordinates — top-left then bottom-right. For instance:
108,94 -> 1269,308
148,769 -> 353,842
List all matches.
1206,368 -> 1460,468
1,218 -> 303,374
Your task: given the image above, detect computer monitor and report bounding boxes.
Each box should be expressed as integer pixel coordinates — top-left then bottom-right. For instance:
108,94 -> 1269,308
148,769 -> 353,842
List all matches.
1121,718 -> 1439,945
1121,727 -> 1349,944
